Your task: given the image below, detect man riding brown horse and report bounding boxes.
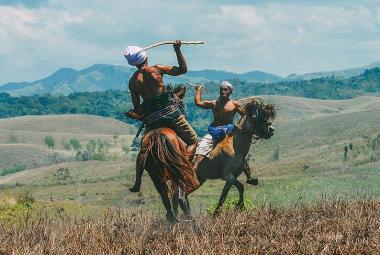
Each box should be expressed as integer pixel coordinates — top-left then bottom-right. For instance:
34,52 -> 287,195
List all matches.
193,80 -> 258,185
124,40 -> 198,193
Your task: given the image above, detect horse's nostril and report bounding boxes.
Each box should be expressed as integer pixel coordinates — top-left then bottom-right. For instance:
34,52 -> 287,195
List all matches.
269,126 -> 274,132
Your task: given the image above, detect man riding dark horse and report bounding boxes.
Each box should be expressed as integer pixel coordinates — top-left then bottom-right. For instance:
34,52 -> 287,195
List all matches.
124,40 -> 198,193
193,81 -> 258,185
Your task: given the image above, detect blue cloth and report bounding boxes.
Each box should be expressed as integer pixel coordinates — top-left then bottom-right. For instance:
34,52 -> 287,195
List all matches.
208,124 -> 235,141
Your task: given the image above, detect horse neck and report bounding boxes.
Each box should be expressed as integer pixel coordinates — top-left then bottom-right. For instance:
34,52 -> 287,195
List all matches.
234,115 -> 254,157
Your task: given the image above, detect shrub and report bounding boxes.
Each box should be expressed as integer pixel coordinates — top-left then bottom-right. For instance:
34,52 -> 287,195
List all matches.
122,145 -> 130,154
0,164 -> 27,176
16,191 -> 35,208
113,134 -> 119,146
62,139 -> 71,150
53,167 -> 71,182
272,148 -> 280,161
75,151 -> 92,161
86,140 -> 97,154
44,136 -> 55,149
69,138 -> 81,151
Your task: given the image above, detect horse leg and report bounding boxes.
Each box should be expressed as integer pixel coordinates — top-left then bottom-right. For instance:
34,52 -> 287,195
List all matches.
243,160 -> 258,186
233,179 -> 245,210
148,171 -> 178,223
177,189 -> 191,219
214,177 -> 234,216
129,151 -> 144,192
172,188 -> 179,217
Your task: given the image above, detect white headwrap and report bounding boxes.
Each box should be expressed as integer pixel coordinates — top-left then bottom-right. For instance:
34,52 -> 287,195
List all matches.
219,80 -> 233,93
123,46 -> 147,66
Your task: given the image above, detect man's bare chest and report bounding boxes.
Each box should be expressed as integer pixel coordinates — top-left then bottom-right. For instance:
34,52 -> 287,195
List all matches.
213,102 -> 235,116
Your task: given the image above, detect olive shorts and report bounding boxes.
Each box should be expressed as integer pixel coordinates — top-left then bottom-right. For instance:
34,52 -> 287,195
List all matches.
145,114 -> 198,146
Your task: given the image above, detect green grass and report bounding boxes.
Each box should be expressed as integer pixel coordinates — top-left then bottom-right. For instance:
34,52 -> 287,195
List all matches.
0,97 -> 379,218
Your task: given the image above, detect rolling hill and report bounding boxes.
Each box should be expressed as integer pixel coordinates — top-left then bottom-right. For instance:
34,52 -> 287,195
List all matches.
0,96 -> 378,217
0,114 -> 136,135
0,114 -> 136,175
286,61 -> 380,80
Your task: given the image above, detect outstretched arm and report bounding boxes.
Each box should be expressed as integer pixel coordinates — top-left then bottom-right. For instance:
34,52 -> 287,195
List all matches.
195,84 -> 215,109
156,40 -> 187,76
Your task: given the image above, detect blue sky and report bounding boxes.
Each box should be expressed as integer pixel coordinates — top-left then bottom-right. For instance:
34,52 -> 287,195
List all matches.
0,0 -> 379,83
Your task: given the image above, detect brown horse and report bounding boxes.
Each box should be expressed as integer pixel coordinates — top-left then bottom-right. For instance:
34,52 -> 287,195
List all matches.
138,127 -> 198,222
138,98 -> 276,221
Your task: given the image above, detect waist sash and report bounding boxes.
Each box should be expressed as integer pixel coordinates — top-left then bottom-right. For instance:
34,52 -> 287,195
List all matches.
144,104 -> 179,125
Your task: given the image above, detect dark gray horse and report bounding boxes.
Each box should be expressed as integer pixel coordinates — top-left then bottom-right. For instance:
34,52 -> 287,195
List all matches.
194,98 -> 276,214
139,98 -> 276,222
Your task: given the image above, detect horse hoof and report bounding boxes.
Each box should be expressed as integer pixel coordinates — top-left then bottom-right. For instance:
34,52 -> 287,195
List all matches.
235,203 -> 245,211
129,184 -> 141,193
213,209 -> 221,218
166,214 -> 179,224
246,178 -> 258,186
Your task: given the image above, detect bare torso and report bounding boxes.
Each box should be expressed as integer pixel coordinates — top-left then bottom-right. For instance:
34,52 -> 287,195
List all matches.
211,99 -> 241,126
130,65 -> 166,100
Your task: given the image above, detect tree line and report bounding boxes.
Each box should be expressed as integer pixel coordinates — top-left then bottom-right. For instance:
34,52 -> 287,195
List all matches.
0,67 -> 379,134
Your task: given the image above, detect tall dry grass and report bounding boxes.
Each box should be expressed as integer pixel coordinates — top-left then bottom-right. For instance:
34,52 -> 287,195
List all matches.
0,199 -> 379,254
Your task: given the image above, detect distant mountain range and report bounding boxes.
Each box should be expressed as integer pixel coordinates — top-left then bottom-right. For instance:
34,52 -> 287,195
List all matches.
285,61 -> 380,80
1,61 -> 379,96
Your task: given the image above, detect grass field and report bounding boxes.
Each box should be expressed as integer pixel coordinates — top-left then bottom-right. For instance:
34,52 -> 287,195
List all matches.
0,96 -> 379,221
0,199 -> 379,254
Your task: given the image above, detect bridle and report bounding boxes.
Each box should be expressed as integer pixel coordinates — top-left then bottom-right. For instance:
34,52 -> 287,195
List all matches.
237,104 -> 261,139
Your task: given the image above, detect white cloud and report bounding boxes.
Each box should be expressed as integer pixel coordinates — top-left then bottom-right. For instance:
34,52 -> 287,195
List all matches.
0,0 -> 380,83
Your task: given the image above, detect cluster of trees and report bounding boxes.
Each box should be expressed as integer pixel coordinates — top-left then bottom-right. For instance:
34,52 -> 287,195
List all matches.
1,68 -> 379,135
343,133 -> 380,163
43,135 -> 114,161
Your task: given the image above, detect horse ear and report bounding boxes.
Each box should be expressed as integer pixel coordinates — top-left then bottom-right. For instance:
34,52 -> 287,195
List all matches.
173,85 -> 186,100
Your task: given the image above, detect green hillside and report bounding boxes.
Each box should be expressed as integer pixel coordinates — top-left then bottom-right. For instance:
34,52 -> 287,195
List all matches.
1,68 -> 379,134
0,96 -> 379,220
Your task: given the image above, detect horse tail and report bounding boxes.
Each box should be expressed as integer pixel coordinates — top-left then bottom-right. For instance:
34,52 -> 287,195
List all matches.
139,128 -> 199,194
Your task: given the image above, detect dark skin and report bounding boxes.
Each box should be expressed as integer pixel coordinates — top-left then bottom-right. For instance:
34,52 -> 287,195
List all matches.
127,40 -> 198,192
194,84 -> 258,185
194,84 -> 245,126
126,40 -> 187,119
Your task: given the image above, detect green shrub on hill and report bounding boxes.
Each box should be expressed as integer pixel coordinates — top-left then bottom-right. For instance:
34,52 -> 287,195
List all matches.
0,164 -> 26,176
62,138 -> 71,150
44,136 -> 55,149
69,138 -> 81,151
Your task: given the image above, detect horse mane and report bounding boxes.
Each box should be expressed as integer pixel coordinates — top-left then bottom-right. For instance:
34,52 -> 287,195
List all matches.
239,96 -> 277,120
173,84 -> 186,100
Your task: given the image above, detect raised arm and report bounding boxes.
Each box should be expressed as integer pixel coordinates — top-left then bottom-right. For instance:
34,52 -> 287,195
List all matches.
195,84 -> 215,109
156,40 -> 187,76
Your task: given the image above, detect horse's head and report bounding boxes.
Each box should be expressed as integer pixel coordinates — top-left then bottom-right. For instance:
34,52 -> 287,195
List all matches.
239,97 -> 277,140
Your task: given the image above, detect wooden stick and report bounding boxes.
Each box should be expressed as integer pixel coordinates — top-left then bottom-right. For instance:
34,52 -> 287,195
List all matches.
138,40 -> 205,53
186,82 -> 208,93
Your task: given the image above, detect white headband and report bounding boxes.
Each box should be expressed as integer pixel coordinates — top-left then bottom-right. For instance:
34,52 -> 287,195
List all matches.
124,46 -> 147,66
219,80 -> 233,93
